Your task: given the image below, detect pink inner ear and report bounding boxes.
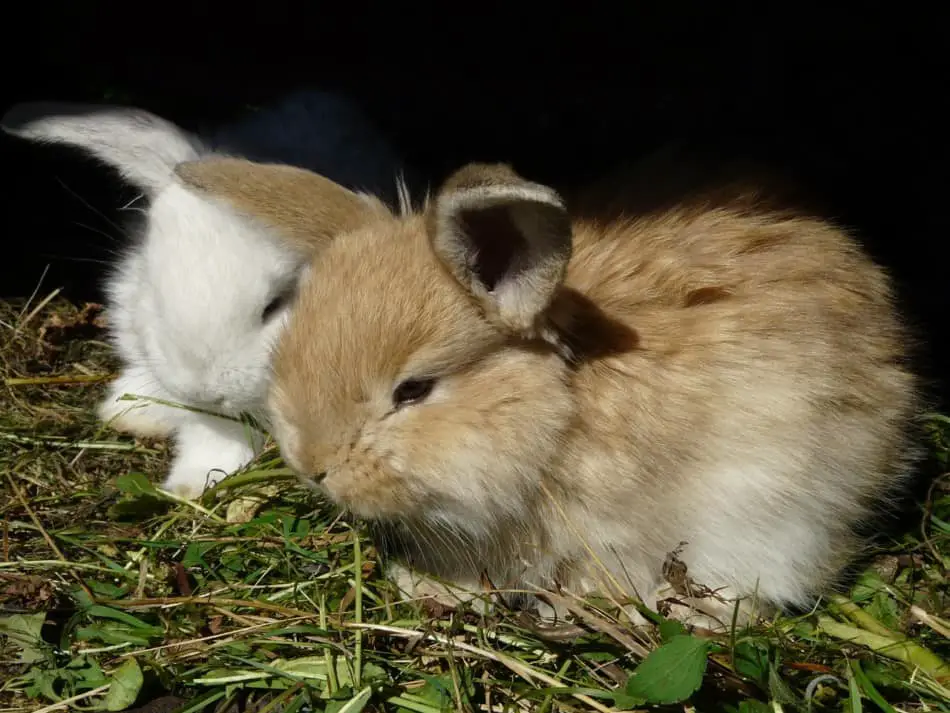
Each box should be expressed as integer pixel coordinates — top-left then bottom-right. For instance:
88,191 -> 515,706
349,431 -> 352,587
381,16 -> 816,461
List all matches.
456,205 -> 527,291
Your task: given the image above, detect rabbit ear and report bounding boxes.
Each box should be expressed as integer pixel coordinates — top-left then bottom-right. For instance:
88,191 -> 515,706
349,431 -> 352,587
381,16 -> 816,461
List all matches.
1,102 -> 203,194
428,162 -> 573,336
174,157 -> 389,253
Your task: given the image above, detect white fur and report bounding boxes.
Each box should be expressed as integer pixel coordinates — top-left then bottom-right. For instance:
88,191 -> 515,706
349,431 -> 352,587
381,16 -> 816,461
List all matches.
3,91 -> 411,498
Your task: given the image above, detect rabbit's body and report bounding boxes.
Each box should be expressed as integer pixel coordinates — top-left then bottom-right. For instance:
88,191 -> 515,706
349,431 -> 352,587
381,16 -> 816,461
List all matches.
3,91 -> 411,498
173,157 -> 920,628
96,180 -> 299,487
526,206 -> 914,620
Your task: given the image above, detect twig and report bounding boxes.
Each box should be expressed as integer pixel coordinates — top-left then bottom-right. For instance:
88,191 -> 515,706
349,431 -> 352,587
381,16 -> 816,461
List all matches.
98,595 -> 318,618
910,605 -> 950,639
537,590 -> 651,658
15,286 -> 60,333
152,487 -> 228,524
118,394 -> 250,424
4,374 -> 112,386
352,529 -> 363,687
0,432 -> 139,451
0,560 -> 136,575
12,265 -> 50,325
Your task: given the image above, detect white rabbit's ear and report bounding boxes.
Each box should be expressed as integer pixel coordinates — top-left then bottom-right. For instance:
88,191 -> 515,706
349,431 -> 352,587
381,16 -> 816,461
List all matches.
1,102 -> 203,194
428,163 -> 573,337
174,156 -> 391,254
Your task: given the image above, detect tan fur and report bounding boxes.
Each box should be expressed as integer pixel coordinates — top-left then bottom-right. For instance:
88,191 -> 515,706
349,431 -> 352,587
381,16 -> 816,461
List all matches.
190,156 -> 921,629
427,162 -> 573,341
175,157 -> 391,252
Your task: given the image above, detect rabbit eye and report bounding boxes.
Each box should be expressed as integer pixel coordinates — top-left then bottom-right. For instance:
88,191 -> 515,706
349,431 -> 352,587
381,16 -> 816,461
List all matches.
261,288 -> 294,322
393,378 -> 436,408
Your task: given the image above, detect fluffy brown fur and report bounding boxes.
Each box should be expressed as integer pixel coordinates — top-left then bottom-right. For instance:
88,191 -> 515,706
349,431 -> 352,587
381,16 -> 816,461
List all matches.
177,155 -> 921,629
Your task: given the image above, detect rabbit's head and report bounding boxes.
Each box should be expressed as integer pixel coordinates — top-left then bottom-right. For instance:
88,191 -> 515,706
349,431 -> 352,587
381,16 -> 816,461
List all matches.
2,103 -> 323,417
175,157 -> 578,536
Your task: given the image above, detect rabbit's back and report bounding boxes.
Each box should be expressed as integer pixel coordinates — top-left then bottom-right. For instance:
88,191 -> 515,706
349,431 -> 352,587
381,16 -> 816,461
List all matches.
555,195 -> 920,609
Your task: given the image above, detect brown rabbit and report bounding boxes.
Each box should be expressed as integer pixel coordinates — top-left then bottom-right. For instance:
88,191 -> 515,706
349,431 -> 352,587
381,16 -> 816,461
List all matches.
174,155 -> 922,630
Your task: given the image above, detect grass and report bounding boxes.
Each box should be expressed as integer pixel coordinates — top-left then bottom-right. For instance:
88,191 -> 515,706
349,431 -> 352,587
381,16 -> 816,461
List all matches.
0,293 -> 948,713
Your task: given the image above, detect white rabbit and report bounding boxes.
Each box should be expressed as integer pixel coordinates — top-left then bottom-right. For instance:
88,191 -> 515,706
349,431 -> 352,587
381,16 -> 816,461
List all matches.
2,90 -> 413,498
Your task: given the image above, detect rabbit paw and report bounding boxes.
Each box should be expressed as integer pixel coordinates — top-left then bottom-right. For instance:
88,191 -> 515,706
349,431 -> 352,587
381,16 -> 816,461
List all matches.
161,458 -> 231,500
98,370 -> 177,439
650,584 -> 769,633
387,561 -> 494,615
161,422 -> 260,500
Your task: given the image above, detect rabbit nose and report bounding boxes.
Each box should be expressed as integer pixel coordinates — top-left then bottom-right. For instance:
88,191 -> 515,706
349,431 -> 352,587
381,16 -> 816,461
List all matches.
194,394 -> 226,410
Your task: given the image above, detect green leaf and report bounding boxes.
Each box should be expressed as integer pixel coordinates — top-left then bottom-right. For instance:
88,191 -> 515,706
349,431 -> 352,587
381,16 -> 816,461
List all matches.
0,612 -> 47,663
328,686 -> 372,713
23,667 -> 59,700
331,658 -> 387,688
850,661 -> 899,713
281,514 -> 312,539
733,640 -> 770,684
612,690 -> 648,709
21,656 -> 107,704
84,580 -> 129,599
846,660 -> 864,713
737,700 -> 772,713
171,690 -> 227,713
275,655 -> 333,681
280,692 -> 313,713
108,495 -> 169,520
86,604 -> 162,632
866,592 -> 901,631
183,541 -> 217,567
104,658 -> 144,711
72,586 -> 96,610
68,655 -> 110,687
579,650 -> 618,664
414,674 -> 454,707
115,472 -> 160,497
357,662 -> 388,686
75,624 -> 154,647
625,634 -> 710,704
851,570 -> 887,602
766,661 -> 800,709
658,618 -> 687,642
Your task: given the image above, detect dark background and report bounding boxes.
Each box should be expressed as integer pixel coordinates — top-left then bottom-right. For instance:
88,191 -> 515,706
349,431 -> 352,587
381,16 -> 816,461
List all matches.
1,5 -> 946,406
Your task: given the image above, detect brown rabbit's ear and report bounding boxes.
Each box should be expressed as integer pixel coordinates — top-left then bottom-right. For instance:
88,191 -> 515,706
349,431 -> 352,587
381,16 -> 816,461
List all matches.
174,157 -> 387,253
428,163 -> 572,336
